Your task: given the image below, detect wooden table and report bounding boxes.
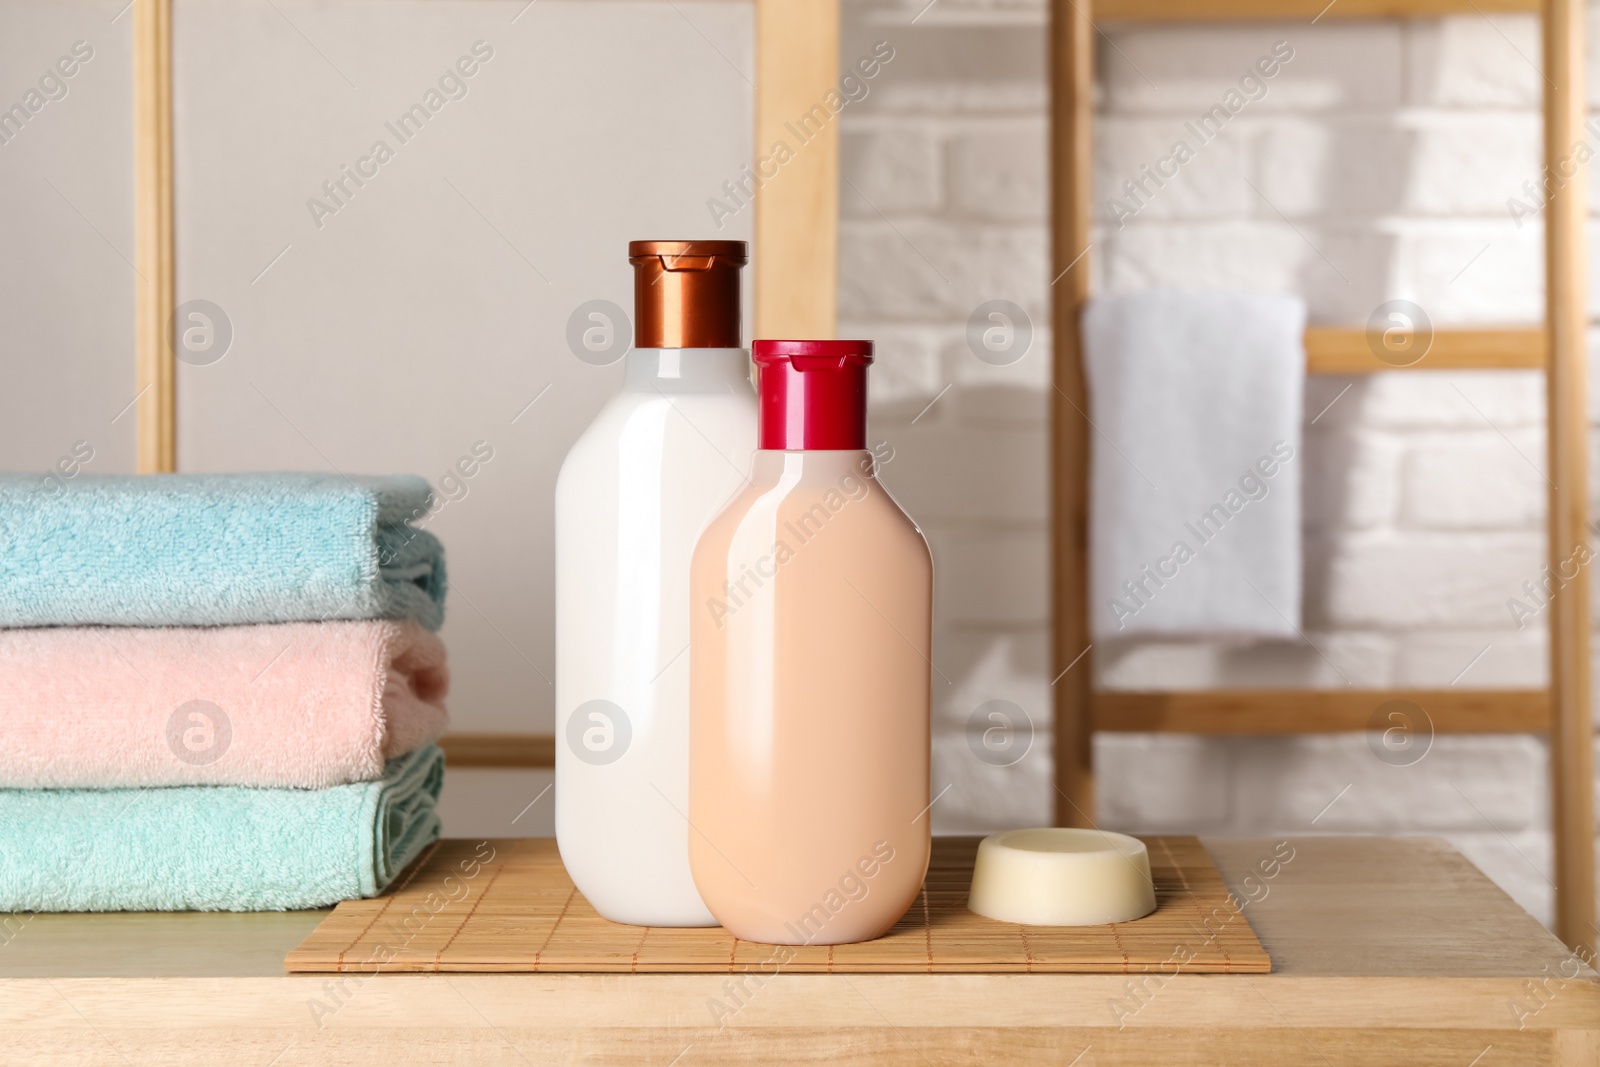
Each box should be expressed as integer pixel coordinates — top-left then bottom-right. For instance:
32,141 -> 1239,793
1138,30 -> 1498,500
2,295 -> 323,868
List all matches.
1,837 -> 1595,1065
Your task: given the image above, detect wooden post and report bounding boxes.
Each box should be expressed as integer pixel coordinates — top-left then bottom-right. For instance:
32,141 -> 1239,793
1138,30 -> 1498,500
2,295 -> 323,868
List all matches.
1542,0 -> 1597,959
133,0 -> 176,473
754,0 -> 838,339
1050,0 -> 1095,827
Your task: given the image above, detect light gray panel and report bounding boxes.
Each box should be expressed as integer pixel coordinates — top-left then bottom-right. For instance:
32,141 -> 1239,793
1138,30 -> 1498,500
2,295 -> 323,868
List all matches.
0,1 -> 136,473
173,0 -> 754,734
437,768 -> 554,838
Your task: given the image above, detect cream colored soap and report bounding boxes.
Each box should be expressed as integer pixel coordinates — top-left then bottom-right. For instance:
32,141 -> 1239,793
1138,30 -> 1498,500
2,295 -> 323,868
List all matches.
967,828 -> 1157,926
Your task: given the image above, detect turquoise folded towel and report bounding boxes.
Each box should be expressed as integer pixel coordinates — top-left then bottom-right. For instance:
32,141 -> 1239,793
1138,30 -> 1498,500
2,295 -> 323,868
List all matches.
0,745 -> 443,912
0,472 -> 445,629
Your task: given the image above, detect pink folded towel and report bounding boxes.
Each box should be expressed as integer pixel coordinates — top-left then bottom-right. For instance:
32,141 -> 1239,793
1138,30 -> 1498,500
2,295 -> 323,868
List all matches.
0,620 -> 448,788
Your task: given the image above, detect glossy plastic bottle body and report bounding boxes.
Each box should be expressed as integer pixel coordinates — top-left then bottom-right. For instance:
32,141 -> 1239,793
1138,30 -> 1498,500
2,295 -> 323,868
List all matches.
555,348 -> 756,927
688,450 -> 933,944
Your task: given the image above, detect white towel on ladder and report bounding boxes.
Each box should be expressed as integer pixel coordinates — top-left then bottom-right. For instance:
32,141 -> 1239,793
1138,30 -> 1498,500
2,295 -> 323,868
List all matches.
1082,289 -> 1306,640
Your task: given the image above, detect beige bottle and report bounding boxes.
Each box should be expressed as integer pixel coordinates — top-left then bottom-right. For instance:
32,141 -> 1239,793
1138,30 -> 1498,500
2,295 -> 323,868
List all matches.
688,339 -> 933,945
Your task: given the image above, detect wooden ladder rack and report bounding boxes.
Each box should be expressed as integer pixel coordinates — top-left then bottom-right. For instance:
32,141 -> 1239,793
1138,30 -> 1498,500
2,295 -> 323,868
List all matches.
1050,0 -> 1597,956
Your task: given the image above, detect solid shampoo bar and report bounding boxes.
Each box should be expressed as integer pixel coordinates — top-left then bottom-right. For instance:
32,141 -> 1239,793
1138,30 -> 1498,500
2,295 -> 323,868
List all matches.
967,828 -> 1157,926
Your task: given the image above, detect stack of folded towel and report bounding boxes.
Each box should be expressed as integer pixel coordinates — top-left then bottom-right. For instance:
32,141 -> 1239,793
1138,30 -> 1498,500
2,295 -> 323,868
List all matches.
0,473 -> 451,911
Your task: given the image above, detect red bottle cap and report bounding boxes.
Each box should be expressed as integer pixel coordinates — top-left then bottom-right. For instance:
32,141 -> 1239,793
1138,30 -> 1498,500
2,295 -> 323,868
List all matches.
753,339 -> 874,450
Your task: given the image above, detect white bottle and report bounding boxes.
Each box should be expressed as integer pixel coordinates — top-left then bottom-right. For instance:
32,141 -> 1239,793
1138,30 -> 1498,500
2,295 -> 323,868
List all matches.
554,240 -> 753,926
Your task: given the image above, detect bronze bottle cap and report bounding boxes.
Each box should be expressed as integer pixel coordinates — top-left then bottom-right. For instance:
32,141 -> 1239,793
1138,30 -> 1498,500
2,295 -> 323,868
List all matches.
629,240 -> 747,349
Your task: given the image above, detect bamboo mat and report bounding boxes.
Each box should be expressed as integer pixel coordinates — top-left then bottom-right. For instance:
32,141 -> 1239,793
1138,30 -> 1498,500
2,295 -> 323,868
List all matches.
285,836 -> 1269,974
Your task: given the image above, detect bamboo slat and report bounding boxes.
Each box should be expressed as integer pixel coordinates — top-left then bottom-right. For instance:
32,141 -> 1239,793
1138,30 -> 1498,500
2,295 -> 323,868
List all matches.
1049,0 -> 1097,831
285,836 -> 1269,975
438,733 -> 556,769
1540,0 -> 1597,960
132,0 -> 175,474
1096,688 -> 1550,733
1304,326 -> 1545,373
437,684 -> 1549,771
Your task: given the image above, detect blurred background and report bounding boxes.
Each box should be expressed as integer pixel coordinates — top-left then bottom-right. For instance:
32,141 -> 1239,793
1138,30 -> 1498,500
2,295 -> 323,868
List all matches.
1,0 -> 1591,929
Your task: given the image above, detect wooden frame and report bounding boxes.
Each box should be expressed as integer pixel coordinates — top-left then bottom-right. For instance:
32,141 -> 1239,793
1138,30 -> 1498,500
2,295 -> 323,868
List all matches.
130,4 -> 839,743
1050,0 -> 1597,956
131,0 -> 833,468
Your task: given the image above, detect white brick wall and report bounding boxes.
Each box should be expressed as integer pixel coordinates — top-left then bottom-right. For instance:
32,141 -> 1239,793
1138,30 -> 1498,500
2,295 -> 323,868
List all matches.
843,0 -> 1600,928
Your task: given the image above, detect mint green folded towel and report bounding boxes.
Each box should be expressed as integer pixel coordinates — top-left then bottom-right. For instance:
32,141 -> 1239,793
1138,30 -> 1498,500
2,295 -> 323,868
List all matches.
0,472 -> 445,630
0,745 -> 443,912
